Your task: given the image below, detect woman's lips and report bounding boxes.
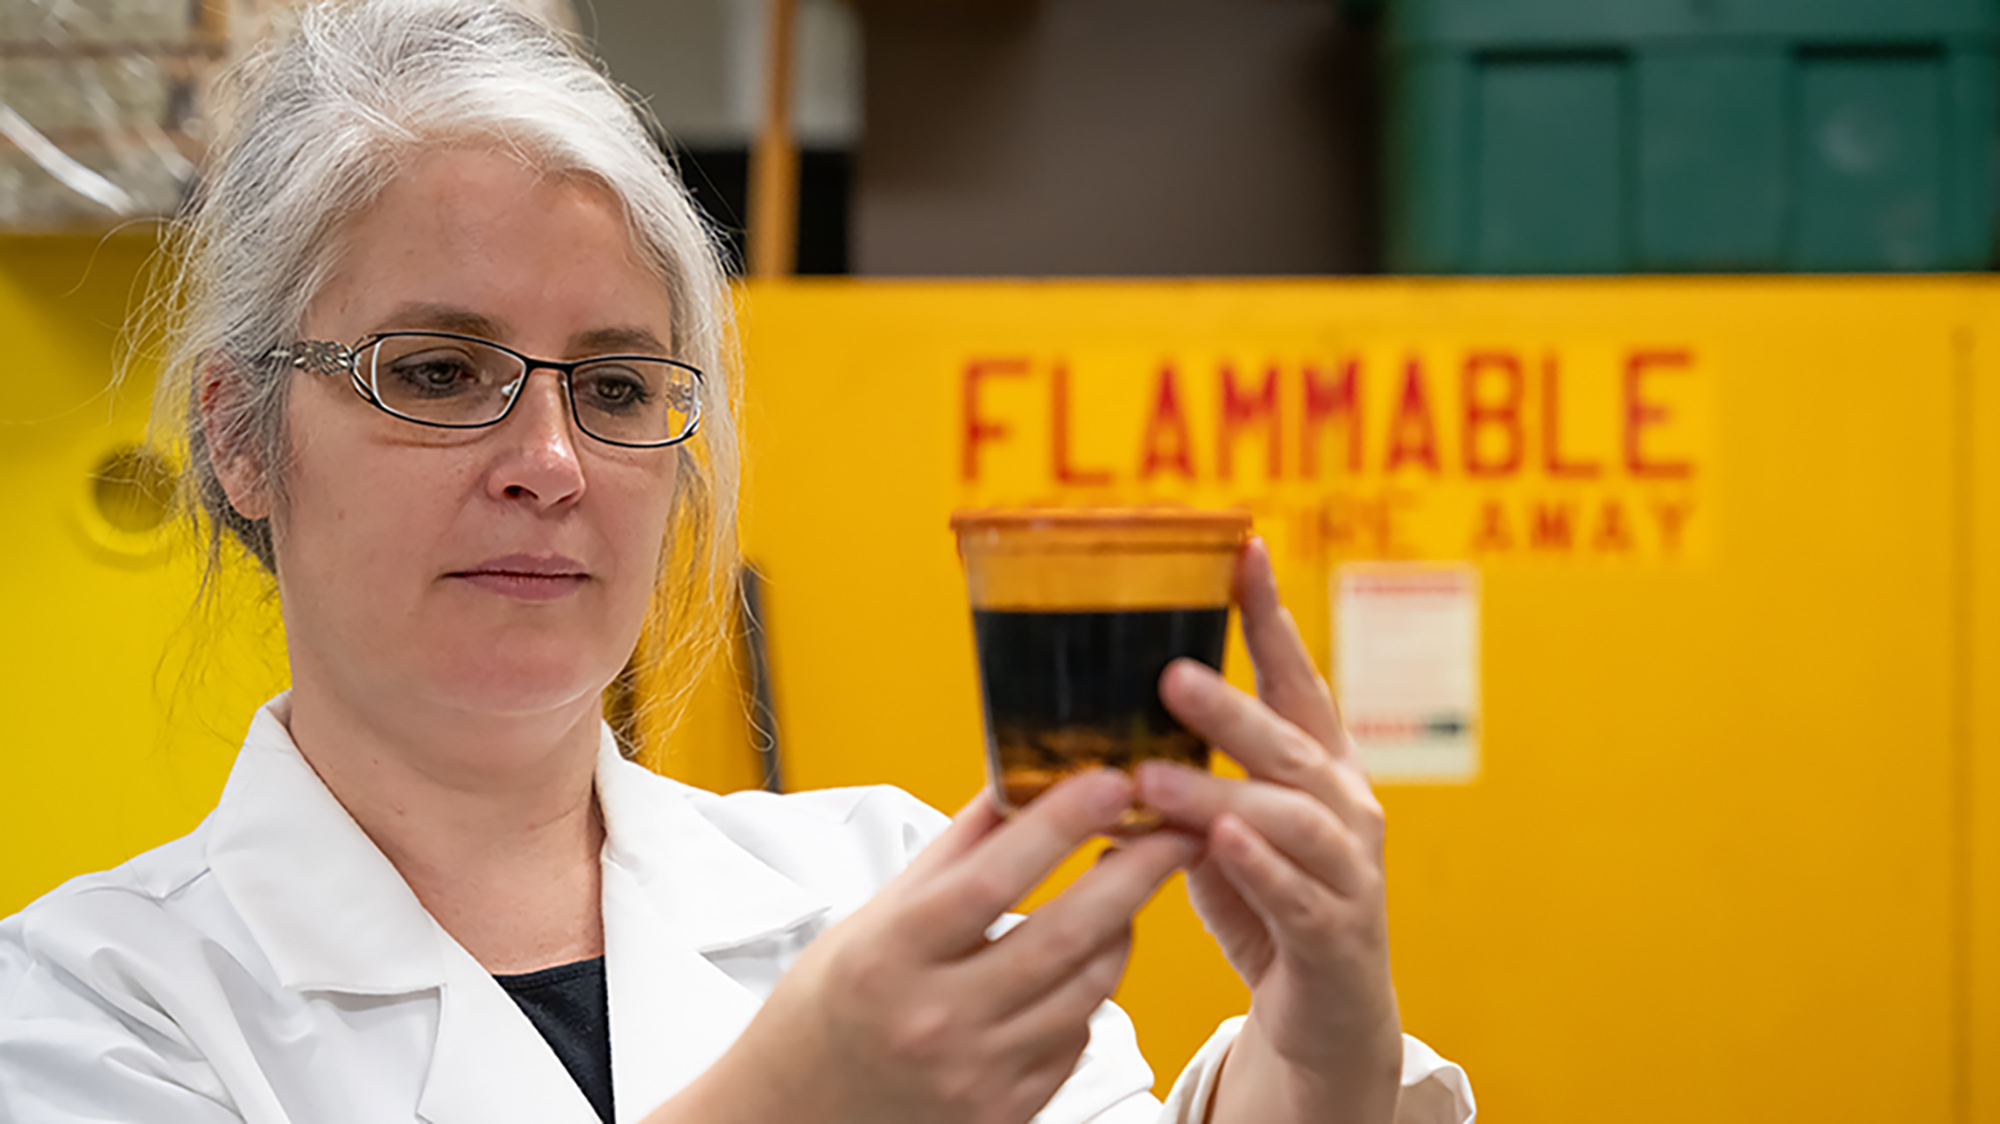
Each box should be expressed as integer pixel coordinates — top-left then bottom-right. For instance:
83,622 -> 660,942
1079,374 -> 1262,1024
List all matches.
450,555 -> 588,601
455,572 -> 587,600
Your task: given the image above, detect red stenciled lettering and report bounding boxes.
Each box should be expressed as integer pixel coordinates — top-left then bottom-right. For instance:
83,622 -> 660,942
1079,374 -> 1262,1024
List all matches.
1531,502 -> 1575,551
1469,500 -> 1512,553
1652,501 -> 1694,554
961,357 -> 1030,481
1290,504 -> 1320,563
1219,363 -> 1282,481
1462,351 -> 1524,478
1385,356 -> 1439,474
1050,362 -> 1112,487
1138,363 -> 1196,481
1541,352 -> 1602,478
1301,358 -> 1362,478
1625,350 -> 1694,478
1592,499 -> 1634,553
1316,500 -> 1356,552
1320,491 -> 1410,556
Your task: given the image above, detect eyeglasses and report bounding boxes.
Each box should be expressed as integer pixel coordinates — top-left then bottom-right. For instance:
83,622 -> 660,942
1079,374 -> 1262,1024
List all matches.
267,331 -> 703,449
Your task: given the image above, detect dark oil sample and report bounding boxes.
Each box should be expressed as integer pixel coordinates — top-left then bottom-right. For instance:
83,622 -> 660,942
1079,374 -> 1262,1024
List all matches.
971,607 -> 1229,820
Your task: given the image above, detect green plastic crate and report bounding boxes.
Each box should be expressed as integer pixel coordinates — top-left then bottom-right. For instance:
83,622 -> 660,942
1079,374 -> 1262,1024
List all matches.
1384,0 -> 2000,272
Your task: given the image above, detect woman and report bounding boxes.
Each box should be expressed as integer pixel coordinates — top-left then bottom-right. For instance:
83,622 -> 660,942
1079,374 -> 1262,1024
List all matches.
0,2 -> 1473,1122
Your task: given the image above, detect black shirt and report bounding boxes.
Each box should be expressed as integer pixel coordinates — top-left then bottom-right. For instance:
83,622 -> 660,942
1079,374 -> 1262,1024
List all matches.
493,957 -> 615,1124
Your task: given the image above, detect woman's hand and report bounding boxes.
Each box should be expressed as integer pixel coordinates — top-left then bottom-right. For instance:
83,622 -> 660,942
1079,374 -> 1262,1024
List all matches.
661,770 -> 1199,1124
1137,537 -> 1403,1124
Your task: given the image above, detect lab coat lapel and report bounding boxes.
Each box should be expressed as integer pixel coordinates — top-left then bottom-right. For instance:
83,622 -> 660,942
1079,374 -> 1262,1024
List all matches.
417,934 -> 601,1124
206,697 -> 442,995
600,859 -> 767,1120
594,736 -> 830,1121
214,699 -> 834,1123
211,698 -> 597,1124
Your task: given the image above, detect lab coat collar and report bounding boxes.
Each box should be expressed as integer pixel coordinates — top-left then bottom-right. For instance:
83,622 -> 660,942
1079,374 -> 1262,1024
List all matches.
593,734 -> 830,953
206,694 -> 444,995
206,694 -> 833,1123
596,732 -> 832,1119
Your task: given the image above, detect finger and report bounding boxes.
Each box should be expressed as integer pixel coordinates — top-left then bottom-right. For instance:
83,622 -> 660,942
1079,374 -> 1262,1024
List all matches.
1135,764 -> 1375,898
976,829 -> 1199,1015
903,770 -> 1136,953
1207,812 -> 1356,967
1002,936 -> 1132,1066
1234,537 -> 1352,762
1181,857 -> 1271,971
1160,659 -> 1365,821
901,787 -> 1009,881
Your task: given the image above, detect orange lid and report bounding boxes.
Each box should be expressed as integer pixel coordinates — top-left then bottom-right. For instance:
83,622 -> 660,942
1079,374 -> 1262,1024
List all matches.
951,505 -> 1246,609
949,506 -> 1252,535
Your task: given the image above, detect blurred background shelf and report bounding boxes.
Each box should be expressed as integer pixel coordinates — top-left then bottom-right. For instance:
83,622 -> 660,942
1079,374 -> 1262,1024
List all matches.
0,0 -> 234,230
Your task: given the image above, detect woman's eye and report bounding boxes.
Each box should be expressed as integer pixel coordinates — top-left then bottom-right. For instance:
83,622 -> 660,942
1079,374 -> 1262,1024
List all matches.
387,351 -> 481,397
578,366 -> 654,413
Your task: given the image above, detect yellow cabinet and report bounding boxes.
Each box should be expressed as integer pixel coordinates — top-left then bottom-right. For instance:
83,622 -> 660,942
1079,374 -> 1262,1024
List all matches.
5,248 -> 1997,1122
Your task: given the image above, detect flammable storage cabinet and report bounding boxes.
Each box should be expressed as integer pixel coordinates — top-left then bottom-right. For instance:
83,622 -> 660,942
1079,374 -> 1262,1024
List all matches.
728,278 -> 1996,1124
1384,0 -> 2000,272
16,267 -> 2000,1124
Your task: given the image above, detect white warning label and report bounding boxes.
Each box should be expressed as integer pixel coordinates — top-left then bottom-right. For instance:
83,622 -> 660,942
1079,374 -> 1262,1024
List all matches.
1334,563 -> 1481,783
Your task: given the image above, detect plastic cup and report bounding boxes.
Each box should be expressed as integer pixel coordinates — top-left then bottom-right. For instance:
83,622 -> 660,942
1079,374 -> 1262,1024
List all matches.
950,507 -> 1252,830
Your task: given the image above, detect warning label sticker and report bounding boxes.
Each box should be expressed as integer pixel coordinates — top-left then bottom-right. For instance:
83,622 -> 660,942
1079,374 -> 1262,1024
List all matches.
1334,564 -> 1481,783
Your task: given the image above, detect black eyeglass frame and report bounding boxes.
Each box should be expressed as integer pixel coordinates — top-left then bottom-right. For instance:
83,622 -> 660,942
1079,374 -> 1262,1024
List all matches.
266,330 -> 705,449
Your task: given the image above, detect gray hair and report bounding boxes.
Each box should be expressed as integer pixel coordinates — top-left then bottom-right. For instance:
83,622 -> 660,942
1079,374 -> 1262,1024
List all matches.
146,0 -> 740,723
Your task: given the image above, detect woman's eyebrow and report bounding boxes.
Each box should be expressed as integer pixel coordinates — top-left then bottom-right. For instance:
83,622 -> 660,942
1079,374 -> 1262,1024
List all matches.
373,302 -> 511,340
367,305 -> 665,357
570,326 -> 670,356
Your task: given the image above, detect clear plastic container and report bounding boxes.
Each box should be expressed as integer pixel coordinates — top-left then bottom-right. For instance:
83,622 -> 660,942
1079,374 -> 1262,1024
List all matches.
951,507 -> 1250,830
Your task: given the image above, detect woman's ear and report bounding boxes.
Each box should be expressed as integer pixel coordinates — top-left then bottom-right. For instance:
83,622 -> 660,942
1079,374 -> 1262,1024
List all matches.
198,360 -> 273,521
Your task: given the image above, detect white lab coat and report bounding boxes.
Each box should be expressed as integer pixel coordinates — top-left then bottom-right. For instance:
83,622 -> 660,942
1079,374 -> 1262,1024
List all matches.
0,695 -> 1475,1123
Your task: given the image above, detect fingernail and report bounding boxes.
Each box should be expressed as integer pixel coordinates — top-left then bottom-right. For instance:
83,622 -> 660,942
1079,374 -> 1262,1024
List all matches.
1214,812 -> 1251,845
1085,770 -> 1133,814
1136,760 -> 1191,805
1165,658 -> 1212,692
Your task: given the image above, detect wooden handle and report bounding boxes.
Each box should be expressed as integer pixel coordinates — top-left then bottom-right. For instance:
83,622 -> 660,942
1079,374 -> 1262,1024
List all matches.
749,0 -> 798,279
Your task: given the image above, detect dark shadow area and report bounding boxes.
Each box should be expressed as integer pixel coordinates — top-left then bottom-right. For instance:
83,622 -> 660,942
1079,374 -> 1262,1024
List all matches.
673,146 -> 853,277
853,0 -> 1381,276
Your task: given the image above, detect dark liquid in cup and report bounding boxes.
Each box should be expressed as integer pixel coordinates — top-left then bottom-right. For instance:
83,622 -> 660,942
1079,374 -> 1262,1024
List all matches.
972,607 -> 1229,817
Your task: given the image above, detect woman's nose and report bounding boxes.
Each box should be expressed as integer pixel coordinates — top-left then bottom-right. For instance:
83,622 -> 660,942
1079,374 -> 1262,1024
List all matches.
485,370 -> 585,509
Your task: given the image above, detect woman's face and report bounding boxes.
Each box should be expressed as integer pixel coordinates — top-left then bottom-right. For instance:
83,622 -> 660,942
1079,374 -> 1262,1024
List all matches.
261,148 -> 680,739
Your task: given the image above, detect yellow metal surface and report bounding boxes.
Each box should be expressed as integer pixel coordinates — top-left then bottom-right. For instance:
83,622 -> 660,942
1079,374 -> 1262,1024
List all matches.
0,234 -> 283,907
1973,292 -> 2000,1124
2,244 -> 1994,1122
734,278 -> 1967,1120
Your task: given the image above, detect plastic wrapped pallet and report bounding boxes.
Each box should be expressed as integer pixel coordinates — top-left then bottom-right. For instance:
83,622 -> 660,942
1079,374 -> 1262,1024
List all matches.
0,0 -> 574,230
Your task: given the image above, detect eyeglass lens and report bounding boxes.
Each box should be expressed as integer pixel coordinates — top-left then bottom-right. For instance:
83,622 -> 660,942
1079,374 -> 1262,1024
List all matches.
366,334 -> 698,445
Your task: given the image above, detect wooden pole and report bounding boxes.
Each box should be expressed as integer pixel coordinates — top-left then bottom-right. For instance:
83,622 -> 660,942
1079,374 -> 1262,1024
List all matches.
748,0 -> 799,279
